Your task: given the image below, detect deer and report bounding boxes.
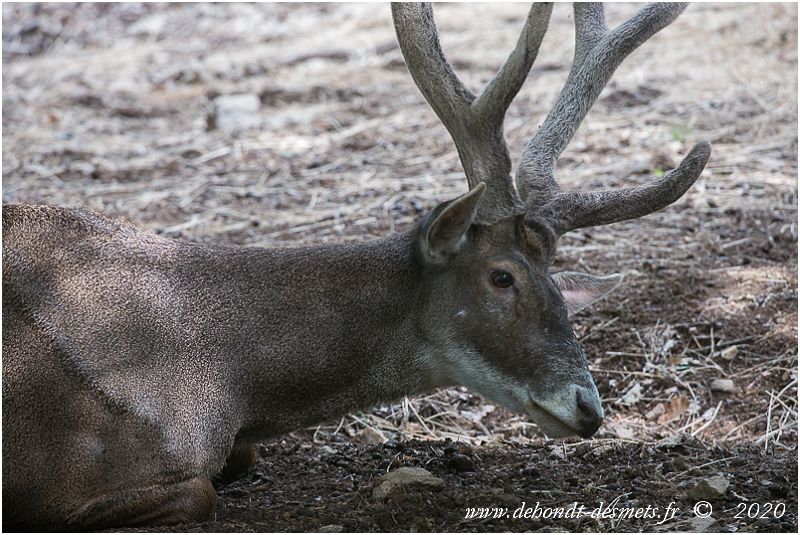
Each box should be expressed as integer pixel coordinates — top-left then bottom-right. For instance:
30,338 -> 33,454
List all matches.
2,2 -> 710,530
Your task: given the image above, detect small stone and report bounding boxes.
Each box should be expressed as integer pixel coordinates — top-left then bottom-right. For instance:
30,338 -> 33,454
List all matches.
447,454 -> 476,473
719,346 -> 738,360
689,476 -> 730,500
360,426 -> 388,445
207,93 -> 261,132
687,517 -> 717,532
372,467 -> 445,500
710,379 -> 736,393
318,525 -> 344,533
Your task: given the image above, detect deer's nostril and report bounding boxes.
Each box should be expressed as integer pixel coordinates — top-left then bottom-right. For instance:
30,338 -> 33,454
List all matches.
575,388 -> 603,438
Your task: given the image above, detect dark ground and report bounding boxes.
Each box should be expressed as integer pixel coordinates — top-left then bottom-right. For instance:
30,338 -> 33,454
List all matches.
122,438 -> 796,533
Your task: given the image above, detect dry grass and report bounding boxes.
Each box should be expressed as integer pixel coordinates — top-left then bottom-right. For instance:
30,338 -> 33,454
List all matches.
3,3 -> 797,451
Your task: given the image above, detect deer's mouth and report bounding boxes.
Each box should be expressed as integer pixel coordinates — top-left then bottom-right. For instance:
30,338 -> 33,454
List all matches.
525,394 -> 581,439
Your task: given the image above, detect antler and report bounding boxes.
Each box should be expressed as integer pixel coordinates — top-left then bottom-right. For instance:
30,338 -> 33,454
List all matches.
393,3 -> 710,235
391,2 -> 553,222
516,3 -> 710,235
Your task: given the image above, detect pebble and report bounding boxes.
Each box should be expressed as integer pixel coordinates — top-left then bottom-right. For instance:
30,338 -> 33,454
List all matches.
710,378 -> 736,393
360,426 -> 388,445
207,93 -> 261,132
686,516 -> 717,532
372,467 -> 445,500
689,475 -> 730,500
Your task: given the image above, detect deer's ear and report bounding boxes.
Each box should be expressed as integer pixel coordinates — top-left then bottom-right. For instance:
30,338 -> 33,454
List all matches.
420,183 -> 486,264
551,271 -> 623,316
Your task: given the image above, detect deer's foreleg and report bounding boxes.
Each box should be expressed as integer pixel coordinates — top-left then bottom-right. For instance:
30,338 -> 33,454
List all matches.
67,477 -> 216,530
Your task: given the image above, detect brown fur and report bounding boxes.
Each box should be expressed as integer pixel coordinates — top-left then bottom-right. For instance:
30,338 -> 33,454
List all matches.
3,199 -> 607,529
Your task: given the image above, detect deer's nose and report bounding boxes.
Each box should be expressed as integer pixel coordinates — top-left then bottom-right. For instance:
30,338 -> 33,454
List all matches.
575,387 -> 603,438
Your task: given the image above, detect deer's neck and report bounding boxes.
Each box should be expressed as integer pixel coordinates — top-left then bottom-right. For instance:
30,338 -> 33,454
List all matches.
207,231 -> 434,439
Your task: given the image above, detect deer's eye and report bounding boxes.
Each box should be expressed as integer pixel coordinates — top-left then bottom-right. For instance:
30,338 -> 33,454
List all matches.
491,270 -> 514,289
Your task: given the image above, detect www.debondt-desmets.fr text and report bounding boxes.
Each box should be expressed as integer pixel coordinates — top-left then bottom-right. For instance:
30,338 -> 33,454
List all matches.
464,495 -> 787,524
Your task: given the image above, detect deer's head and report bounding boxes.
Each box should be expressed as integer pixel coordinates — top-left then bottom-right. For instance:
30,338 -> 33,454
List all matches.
394,3 -> 710,438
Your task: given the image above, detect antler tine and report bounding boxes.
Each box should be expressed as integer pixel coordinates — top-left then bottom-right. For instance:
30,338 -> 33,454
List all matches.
472,3 -> 553,123
516,3 -> 689,201
541,141 -> 711,235
392,3 -> 552,222
391,3 -> 473,124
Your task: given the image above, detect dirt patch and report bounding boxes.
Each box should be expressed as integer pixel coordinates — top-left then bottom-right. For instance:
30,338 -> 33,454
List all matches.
116,438 -> 797,533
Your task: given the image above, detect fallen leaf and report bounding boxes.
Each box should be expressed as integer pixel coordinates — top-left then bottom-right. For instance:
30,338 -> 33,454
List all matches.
658,394 -> 689,424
